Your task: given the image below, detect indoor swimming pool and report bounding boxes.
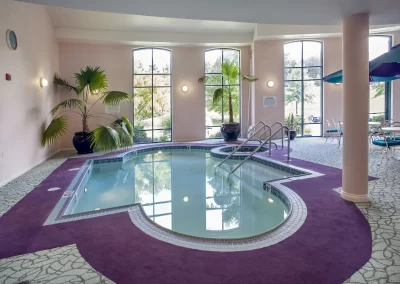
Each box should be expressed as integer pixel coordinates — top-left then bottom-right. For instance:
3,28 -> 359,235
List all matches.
48,147 -> 307,239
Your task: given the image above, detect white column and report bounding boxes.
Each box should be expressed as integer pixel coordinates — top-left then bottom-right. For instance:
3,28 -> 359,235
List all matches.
341,13 -> 370,202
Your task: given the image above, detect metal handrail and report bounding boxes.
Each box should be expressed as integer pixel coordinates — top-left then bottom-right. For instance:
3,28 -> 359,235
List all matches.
229,126 -> 290,175
271,121 -> 284,149
216,125 -> 271,167
256,127 -> 273,157
246,121 -> 268,139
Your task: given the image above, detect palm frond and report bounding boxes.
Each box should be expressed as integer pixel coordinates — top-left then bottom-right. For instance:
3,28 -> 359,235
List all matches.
89,126 -> 119,152
112,117 -> 134,147
74,66 -> 108,94
50,99 -> 86,115
222,60 -> 241,85
53,74 -> 79,93
103,91 -> 131,106
212,88 -> 224,105
112,124 -> 133,148
242,75 -> 259,82
41,116 -> 68,146
198,76 -> 209,83
121,116 -> 134,136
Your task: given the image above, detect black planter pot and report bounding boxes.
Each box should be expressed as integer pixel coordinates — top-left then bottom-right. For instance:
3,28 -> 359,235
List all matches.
72,131 -> 94,154
289,130 -> 297,140
221,122 -> 241,142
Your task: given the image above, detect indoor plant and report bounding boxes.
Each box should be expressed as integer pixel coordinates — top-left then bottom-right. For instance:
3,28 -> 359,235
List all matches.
199,60 -> 258,141
304,128 -> 312,137
41,66 -> 134,153
285,113 -> 301,140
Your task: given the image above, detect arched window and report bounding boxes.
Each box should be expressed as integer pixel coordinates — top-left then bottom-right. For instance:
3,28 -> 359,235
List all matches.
133,48 -> 172,143
205,49 -> 240,139
369,36 -> 392,121
284,41 -> 323,136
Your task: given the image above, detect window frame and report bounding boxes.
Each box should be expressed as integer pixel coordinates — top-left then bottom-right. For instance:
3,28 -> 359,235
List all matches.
284,40 -> 324,137
132,47 -> 172,143
369,35 -> 393,121
204,48 -> 241,139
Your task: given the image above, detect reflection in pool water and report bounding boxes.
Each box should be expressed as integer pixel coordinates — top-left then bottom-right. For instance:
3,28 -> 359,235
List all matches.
70,149 -> 293,239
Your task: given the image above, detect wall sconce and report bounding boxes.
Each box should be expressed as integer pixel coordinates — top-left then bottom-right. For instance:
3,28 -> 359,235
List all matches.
40,78 -> 48,88
181,85 -> 189,92
267,81 -> 275,88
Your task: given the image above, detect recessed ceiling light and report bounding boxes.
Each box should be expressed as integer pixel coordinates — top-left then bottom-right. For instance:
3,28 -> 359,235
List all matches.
268,198 -> 274,203
183,196 -> 189,202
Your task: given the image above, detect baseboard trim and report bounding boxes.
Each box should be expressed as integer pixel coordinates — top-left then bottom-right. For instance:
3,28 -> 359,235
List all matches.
0,149 -> 61,188
60,148 -> 76,152
341,191 -> 370,203
172,138 -> 207,142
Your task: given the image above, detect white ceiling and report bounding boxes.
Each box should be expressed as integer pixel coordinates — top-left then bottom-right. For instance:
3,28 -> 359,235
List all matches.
46,6 -> 256,34
18,0 -> 400,26
14,1 -> 400,46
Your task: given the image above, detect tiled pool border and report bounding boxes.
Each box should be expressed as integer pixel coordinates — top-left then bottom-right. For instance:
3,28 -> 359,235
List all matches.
44,143 -> 323,251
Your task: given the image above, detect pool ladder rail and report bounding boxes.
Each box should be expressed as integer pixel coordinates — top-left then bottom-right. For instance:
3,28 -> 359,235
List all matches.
216,122 -> 291,176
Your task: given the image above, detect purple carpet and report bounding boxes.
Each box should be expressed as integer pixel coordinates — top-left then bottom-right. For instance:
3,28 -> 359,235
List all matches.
0,142 -> 373,284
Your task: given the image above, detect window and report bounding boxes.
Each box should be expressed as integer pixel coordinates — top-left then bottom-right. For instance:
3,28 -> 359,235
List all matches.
284,41 -> 323,137
369,36 -> 392,121
133,48 -> 172,143
205,49 -> 240,138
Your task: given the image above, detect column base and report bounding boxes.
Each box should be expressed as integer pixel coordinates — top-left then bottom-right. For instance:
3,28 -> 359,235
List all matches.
341,191 -> 369,203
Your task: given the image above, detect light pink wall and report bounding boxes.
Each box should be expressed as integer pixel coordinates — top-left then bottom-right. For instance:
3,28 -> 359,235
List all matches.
392,32 -> 400,122
323,37 -> 343,127
253,40 -> 285,135
0,1 -> 59,186
58,43 -> 133,149
58,43 -> 250,147
252,37 -> 345,135
171,47 -> 205,141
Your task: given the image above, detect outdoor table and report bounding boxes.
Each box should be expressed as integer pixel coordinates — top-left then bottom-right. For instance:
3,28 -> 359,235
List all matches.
381,127 -> 400,138
339,121 -> 381,126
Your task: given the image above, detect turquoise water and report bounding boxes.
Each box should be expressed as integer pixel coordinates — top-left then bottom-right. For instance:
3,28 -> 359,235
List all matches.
69,149 -> 292,239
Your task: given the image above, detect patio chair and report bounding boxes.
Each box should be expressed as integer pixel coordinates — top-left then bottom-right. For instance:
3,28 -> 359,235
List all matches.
372,126 -> 400,165
325,119 -> 341,144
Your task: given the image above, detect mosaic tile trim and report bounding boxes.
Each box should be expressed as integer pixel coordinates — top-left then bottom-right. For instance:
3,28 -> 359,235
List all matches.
265,183 -> 292,211
0,244 -> 114,284
121,144 -> 216,163
129,182 -> 307,252
216,145 -> 269,153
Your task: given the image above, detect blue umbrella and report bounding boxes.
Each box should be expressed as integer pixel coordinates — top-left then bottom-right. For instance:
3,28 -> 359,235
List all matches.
323,44 -> 400,83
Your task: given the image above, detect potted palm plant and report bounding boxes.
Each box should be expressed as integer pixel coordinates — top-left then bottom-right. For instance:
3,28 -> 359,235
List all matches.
41,66 -> 134,153
199,60 -> 258,141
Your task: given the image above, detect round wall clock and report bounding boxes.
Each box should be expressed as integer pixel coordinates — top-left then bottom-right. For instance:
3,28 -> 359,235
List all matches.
6,30 -> 17,50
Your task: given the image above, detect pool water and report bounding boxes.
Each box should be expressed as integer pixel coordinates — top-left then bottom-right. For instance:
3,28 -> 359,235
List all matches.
68,149 -> 294,239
